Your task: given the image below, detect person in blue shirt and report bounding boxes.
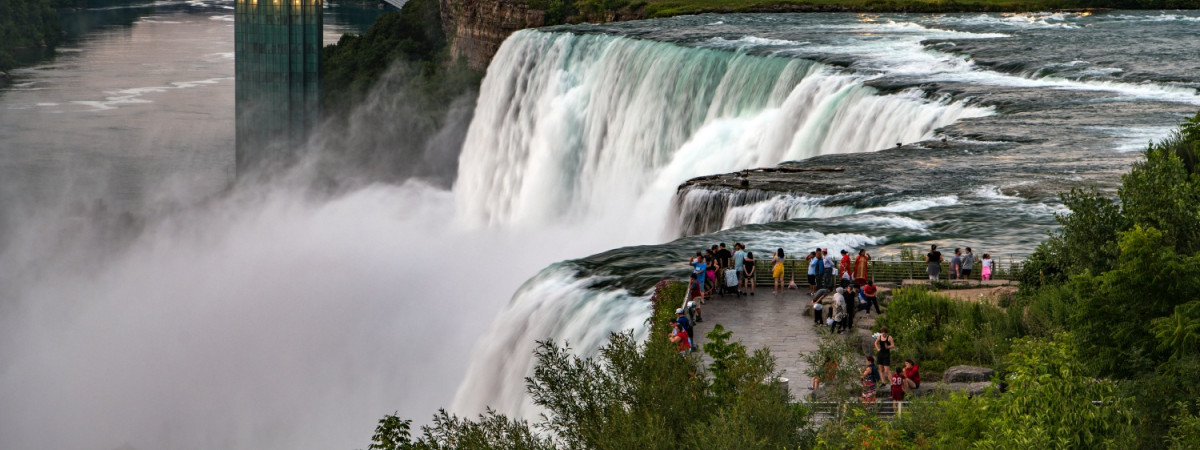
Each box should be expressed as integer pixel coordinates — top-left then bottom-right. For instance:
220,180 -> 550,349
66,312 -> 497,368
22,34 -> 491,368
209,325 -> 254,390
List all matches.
807,251 -> 819,296
733,243 -> 747,296
676,308 -> 693,348
691,252 -> 706,298
814,249 -> 826,290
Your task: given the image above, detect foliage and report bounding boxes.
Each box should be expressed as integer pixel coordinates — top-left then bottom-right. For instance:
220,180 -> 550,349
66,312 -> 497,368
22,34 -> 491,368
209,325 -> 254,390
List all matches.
416,409 -> 553,449
815,407 -> 911,450
367,321 -> 810,449
1150,301 -> 1200,361
1168,409 -> 1200,450
1067,226 -> 1200,377
648,279 -> 687,334
973,335 -> 1136,448
0,0 -> 61,74
875,287 -> 1023,375
322,0 -> 450,112
1119,357 -> 1200,450
800,328 -> 869,402
366,413 -> 414,450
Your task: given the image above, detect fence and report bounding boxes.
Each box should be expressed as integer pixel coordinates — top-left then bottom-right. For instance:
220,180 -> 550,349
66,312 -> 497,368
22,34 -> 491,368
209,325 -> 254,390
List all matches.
715,256 -> 1024,288
807,401 -> 911,423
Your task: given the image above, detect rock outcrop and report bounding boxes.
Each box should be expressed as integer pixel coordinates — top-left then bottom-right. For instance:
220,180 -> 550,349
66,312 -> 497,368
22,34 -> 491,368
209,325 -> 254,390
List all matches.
439,0 -> 546,70
942,365 -> 995,383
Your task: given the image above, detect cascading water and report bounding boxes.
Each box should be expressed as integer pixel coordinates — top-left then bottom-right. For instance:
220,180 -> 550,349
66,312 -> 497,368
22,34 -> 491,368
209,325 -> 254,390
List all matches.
449,29 -> 990,419
454,30 -> 991,234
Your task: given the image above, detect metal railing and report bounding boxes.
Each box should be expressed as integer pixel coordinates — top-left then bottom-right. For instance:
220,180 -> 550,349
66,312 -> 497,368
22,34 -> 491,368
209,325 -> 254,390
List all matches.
701,256 -> 1024,289
806,400 -> 911,422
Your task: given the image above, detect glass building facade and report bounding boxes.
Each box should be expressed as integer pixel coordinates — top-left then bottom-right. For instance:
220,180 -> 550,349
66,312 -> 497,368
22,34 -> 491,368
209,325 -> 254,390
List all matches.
234,0 -> 322,172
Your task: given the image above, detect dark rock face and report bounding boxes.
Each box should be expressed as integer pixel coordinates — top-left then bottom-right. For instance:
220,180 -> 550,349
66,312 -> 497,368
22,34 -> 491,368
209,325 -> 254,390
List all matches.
439,0 -> 546,70
943,365 -> 996,383
670,166 -> 849,237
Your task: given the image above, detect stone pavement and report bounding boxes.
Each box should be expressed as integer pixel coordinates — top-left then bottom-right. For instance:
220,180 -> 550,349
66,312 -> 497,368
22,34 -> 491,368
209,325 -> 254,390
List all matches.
690,285 -> 885,400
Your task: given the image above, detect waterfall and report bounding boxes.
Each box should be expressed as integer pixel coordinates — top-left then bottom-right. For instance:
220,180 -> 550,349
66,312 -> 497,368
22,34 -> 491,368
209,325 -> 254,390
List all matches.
449,29 -> 993,420
670,188 -> 858,236
454,29 -> 991,234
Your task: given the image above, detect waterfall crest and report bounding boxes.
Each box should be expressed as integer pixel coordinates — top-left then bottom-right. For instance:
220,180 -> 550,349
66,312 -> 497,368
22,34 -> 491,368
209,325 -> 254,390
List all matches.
455,29 -> 991,233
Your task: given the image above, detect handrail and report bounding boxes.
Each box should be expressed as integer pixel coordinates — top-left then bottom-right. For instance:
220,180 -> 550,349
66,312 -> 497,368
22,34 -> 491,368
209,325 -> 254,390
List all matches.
694,256 -> 1025,287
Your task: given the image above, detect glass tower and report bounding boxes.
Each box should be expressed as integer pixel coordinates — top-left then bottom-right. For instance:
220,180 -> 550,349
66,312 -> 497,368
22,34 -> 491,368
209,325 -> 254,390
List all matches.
234,0 -> 322,173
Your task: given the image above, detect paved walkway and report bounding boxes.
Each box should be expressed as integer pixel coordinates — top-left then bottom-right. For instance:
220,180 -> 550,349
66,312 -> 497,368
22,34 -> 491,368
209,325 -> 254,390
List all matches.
690,285 -> 886,399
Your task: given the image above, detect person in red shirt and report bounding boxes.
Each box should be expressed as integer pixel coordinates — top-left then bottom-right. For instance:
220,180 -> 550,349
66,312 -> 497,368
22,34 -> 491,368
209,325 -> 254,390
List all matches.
863,280 -> 881,314
670,321 -> 690,355
890,371 -> 906,401
902,359 -> 920,390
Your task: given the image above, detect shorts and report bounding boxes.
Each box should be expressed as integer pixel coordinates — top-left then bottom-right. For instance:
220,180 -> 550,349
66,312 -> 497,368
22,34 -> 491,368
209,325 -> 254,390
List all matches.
807,274 -> 816,285
737,269 -> 746,282
961,269 -> 973,279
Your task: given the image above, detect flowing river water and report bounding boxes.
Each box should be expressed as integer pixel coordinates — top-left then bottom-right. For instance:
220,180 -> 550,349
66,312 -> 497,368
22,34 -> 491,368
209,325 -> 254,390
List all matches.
0,5 -> 1197,449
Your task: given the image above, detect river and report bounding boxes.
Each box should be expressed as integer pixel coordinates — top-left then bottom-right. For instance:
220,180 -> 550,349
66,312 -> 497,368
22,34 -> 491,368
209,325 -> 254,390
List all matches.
0,6 -> 1197,450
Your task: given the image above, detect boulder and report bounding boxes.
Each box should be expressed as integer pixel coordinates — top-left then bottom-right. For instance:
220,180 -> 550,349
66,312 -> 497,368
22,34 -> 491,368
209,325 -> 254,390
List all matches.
943,365 -> 995,383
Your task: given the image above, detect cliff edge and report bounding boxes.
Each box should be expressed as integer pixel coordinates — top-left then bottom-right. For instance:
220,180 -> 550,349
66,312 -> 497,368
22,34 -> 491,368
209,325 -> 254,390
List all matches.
440,0 -> 546,70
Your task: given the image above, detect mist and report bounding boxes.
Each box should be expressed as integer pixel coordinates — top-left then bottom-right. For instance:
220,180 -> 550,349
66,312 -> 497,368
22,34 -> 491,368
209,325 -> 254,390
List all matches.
0,45 -> 575,450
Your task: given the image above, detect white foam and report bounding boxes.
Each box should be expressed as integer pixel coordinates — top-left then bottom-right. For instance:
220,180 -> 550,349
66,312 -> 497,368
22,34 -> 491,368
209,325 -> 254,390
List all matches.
972,185 -> 1021,201
836,214 -> 929,231
861,195 -> 959,213
721,195 -> 855,229
1089,125 -> 1177,153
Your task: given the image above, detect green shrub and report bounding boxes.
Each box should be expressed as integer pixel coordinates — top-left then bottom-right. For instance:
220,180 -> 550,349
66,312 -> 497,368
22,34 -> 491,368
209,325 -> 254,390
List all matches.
876,287 -> 1021,376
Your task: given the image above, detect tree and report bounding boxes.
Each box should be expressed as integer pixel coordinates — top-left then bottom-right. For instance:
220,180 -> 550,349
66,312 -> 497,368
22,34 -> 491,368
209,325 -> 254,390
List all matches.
975,335 -> 1136,449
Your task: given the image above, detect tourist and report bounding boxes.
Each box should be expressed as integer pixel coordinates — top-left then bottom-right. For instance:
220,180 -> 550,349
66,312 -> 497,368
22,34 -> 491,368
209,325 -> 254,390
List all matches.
670,321 -> 690,356
926,244 -> 942,281
844,284 -> 858,330
705,259 -> 717,298
890,371 -> 906,401
854,249 -> 870,285
772,248 -> 786,294
875,326 -> 895,380
811,288 -> 828,325
813,249 -> 826,290
822,248 -> 835,289
691,252 -> 706,296
687,273 -> 705,322
861,355 -> 880,403
902,359 -> 920,390
839,249 -> 852,284
981,253 -> 994,281
729,243 -> 739,296
863,280 -> 881,314
676,308 -> 693,348
717,243 -> 732,271
950,248 -> 963,280
961,247 -> 975,280
744,251 -> 756,295
812,356 -> 837,390
806,251 -> 819,295
830,287 -> 848,333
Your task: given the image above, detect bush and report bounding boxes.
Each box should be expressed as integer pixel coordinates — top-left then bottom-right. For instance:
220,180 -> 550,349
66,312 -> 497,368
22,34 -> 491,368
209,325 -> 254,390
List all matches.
876,287 -> 1022,376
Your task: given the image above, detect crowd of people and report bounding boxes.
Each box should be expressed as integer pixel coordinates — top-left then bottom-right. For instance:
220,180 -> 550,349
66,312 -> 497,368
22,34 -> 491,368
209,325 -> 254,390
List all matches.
923,244 -> 997,281
670,242 -> 972,405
